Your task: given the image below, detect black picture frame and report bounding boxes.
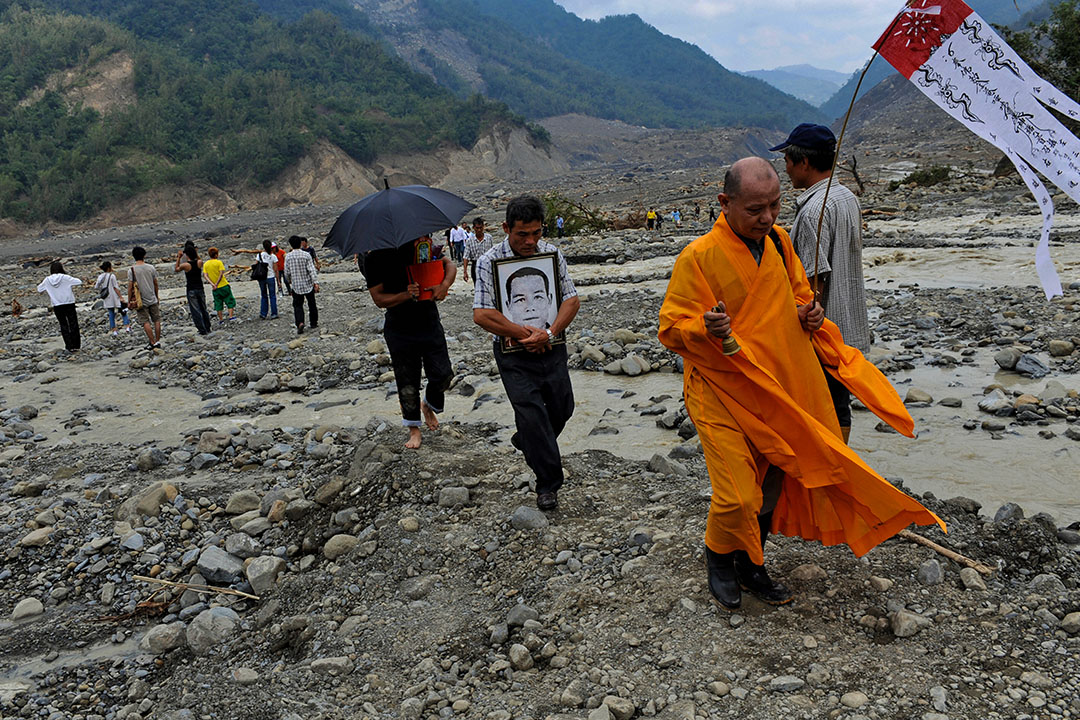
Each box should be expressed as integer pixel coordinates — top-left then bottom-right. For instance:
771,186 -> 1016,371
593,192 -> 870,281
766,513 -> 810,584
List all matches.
492,253 -> 565,353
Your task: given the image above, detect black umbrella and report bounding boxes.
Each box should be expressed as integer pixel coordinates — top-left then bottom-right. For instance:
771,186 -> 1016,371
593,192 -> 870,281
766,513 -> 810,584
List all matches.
324,184 -> 476,258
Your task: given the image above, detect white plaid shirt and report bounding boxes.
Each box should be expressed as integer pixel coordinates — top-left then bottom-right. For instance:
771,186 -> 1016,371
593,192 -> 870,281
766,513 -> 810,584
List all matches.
284,249 -> 318,295
464,232 -> 496,263
790,178 -> 871,352
473,239 -> 577,312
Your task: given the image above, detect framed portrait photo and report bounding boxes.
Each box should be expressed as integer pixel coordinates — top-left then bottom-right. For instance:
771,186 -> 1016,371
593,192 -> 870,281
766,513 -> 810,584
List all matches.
492,253 -> 565,353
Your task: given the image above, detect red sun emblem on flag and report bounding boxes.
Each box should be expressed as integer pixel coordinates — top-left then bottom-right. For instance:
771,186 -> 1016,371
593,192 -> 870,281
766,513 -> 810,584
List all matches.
873,0 -> 974,79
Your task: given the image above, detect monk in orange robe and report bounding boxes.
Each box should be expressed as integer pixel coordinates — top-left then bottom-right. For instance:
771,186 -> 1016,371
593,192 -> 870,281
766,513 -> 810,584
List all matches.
658,158 -> 944,611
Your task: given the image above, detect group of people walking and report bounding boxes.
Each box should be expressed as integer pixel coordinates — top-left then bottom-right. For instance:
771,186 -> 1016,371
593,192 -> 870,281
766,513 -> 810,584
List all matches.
360,126 -> 942,613
32,127 -> 944,611
35,235 -> 322,352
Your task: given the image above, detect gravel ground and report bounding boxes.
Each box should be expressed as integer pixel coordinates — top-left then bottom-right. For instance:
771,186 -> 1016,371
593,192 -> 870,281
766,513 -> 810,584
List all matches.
2,131 -> 1080,720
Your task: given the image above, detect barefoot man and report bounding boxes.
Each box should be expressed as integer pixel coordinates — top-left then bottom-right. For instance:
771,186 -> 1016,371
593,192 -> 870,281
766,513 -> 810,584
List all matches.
363,236 -> 456,449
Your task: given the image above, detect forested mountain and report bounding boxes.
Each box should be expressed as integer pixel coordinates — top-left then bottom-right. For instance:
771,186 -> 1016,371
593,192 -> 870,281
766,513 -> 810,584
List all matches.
819,0 -> 1051,120
0,0 -> 527,224
343,0 -> 824,130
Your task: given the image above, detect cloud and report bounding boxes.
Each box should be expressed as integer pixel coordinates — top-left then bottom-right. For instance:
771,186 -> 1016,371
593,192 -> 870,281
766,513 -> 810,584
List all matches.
556,0 -> 898,72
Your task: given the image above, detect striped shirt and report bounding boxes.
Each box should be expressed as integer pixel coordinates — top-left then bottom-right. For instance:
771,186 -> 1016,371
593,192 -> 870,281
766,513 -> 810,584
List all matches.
284,249 -> 318,295
473,239 -> 578,312
790,178 -> 871,353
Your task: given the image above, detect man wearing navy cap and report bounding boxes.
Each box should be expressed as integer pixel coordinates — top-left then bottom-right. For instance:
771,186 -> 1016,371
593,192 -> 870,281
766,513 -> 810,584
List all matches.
772,123 -> 870,444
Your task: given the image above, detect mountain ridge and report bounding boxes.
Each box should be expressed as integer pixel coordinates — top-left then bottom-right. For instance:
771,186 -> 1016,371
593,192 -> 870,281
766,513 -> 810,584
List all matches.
340,0 -> 825,130
742,65 -> 846,106
0,0 -> 540,225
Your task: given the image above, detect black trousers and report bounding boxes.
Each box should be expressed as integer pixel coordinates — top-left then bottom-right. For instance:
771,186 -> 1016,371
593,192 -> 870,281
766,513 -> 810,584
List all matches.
292,290 -> 318,328
494,342 -> 575,495
53,303 -> 80,350
384,307 -> 453,426
186,289 -> 212,335
824,370 -> 852,427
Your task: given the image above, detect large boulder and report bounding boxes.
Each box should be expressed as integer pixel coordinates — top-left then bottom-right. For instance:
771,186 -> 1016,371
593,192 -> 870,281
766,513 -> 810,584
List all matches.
186,607 -> 240,655
196,546 -> 244,584
140,622 -> 187,653
246,556 -> 287,595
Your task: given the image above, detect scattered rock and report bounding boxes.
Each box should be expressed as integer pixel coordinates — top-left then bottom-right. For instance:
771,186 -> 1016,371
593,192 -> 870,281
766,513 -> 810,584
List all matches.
186,607 -> 240,655
770,675 -> 805,692
959,567 -> 987,591
254,373 -> 281,393
510,506 -> 548,530
916,558 -> 944,585
11,597 -> 44,620
890,609 -> 932,637
197,546 -> 244,584
323,534 -> 359,560
904,388 -> 933,404
141,622 -> 187,653
437,487 -> 470,507
1048,340 -> 1074,357
993,348 -> 1022,370
246,556 -> 287,595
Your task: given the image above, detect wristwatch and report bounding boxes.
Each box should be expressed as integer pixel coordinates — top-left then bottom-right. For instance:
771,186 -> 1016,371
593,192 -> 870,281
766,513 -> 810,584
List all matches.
546,329 -> 555,344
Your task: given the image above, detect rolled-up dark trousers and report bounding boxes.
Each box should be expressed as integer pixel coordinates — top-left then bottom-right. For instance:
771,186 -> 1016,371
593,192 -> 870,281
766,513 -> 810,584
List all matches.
494,342 -> 574,495
53,303 -> 80,350
824,368 -> 852,427
384,305 -> 452,427
292,290 -> 318,328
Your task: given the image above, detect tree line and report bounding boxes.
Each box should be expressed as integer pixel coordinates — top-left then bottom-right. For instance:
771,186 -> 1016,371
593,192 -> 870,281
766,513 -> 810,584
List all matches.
0,0 -> 531,224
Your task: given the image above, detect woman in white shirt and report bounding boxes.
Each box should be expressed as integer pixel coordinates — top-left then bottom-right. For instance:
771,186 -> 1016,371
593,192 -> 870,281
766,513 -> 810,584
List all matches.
93,260 -> 131,336
234,240 -> 279,319
37,260 -> 83,352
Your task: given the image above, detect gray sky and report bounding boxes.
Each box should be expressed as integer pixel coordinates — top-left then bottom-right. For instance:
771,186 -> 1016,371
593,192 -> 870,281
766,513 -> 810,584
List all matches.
555,1 -> 904,73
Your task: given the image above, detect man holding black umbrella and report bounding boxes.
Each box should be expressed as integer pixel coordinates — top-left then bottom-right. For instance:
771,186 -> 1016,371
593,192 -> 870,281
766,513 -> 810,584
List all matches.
364,238 -> 457,449
324,183 -> 475,449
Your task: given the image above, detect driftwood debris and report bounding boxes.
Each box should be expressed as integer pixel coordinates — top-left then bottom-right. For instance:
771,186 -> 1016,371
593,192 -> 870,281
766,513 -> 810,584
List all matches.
899,529 -> 995,576
133,574 -> 261,601
839,156 -> 866,195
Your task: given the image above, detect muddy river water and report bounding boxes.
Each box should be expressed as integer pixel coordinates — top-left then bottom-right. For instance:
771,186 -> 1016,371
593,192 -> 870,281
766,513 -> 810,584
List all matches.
5,235 -> 1079,526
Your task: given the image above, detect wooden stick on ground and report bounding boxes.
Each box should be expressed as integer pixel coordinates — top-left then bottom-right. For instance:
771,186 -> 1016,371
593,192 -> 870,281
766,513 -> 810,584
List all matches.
898,529 -> 995,576
132,574 -> 261,601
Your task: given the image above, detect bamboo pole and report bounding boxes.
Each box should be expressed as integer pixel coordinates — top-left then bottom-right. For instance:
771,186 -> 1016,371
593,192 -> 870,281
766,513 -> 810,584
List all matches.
898,529 -> 995,576
132,574 -> 261,601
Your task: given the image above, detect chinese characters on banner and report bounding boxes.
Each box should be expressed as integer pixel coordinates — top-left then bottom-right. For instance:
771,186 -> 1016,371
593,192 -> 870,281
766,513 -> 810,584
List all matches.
874,0 -> 1080,299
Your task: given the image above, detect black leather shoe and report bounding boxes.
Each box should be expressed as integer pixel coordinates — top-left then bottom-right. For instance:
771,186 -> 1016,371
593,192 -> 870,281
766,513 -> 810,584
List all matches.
734,551 -> 793,606
536,492 -> 558,511
704,547 -> 741,611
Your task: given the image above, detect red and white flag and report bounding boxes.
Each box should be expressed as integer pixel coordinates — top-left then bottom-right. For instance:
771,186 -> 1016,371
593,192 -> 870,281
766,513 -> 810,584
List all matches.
874,0 -> 1080,299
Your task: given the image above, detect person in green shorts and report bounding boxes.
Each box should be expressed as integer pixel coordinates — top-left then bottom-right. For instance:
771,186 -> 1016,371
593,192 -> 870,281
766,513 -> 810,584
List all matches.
202,247 -> 237,323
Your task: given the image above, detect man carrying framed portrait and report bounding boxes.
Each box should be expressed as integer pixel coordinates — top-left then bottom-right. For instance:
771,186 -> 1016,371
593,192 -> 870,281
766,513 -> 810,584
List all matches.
472,195 -> 580,512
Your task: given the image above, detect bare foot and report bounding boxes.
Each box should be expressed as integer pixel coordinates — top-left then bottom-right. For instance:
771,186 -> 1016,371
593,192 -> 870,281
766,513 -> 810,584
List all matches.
405,427 -> 422,449
421,401 -> 439,431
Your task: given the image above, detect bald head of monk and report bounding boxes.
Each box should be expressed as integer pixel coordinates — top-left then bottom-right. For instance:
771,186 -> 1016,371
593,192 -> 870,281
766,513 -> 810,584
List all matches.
719,157 -> 782,242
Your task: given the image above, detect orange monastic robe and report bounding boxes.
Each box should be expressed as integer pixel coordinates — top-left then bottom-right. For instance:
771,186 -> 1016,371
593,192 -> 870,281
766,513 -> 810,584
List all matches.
658,215 -> 944,565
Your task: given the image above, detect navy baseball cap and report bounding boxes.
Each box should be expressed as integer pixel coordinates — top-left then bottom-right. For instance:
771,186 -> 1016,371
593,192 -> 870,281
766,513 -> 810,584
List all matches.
769,123 -> 836,152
